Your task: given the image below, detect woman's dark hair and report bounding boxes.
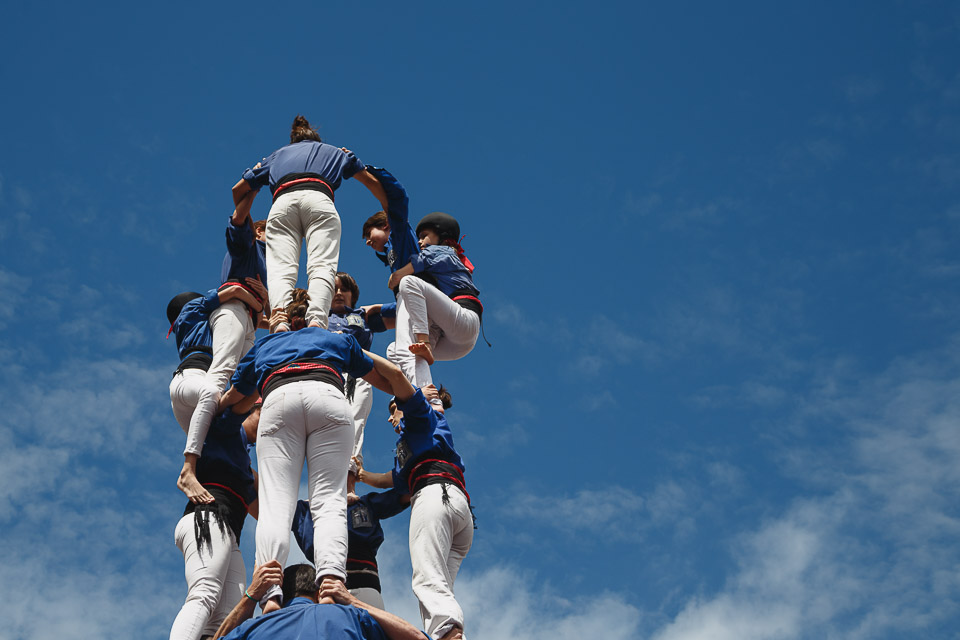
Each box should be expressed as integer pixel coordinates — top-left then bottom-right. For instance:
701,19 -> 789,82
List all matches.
290,115 -> 322,144
286,288 -> 310,330
335,272 -> 360,307
282,564 -> 317,603
437,385 -> 453,409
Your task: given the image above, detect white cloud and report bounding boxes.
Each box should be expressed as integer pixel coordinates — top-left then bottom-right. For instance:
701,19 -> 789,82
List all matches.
650,345 -> 960,639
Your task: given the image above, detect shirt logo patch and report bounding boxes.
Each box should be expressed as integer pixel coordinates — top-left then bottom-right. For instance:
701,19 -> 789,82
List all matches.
396,439 -> 412,468
346,314 -> 364,328
387,249 -> 398,268
351,504 -> 372,529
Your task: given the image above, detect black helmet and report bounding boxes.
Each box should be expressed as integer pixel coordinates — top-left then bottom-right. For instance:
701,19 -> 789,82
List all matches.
416,212 -> 460,242
167,291 -> 202,325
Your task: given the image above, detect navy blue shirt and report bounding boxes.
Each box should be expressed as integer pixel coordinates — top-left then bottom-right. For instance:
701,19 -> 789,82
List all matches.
366,167 -> 419,273
393,390 -> 464,492
221,218 -> 267,286
328,307 -> 375,351
220,598 -> 393,640
171,290 -> 220,359
292,490 -> 408,565
243,141 -> 365,193
231,328 -> 374,396
197,408 -> 256,507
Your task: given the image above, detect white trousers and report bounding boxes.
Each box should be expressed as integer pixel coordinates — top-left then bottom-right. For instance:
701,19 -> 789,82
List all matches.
392,277 -> 480,394
255,381 -> 353,603
170,369 -> 206,433
184,300 -> 255,456
410,483 -> 473,639
347,376 -> 373,475
350,587 -> 384,610
170,513 -> 246,640
265,190 -> 341,329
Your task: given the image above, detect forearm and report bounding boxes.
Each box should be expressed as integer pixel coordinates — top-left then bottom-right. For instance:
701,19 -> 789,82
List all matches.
354,169 -> 389,212
354,601 -> 425,640
358,468 -> 394,489
231,191 -> 256,227
232,178 -> 252,206
219,386 -> 248,411
213,597 -> 257,639
362,350 -> 415,401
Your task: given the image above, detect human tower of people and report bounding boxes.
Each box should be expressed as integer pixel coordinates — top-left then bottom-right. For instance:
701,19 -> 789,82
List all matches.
165,115 -> 481,640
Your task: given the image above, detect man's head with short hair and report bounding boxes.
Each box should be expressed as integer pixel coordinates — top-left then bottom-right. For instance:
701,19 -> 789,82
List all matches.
253,219 -> 267,242
282,564 -> 317,604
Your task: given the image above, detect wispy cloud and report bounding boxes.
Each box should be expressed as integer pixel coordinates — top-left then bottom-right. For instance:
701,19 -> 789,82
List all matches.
651,343 -> 960,639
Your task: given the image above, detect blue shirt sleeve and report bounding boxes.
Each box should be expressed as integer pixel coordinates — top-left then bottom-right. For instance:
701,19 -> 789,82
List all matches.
341,334 -> 374,379
366,488 -> 410,520
341,150 -> 365,179
242,155 -> 272,191
200,289 -> 221,313
380,302 -> 396,319
397,389 -> 433,433
231,345 -> 259,396
225,218 -> 254,258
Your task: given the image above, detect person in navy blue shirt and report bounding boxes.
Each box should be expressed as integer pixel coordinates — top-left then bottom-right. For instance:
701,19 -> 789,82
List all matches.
356,382 -> 471,640
169,393 -> 260,640
167,286 -> 263,506
373,209 -> 481,411
214,564 -> 426,640
217,288 -> 417,614
231,115 -> 390,332
291,487 -> 410,610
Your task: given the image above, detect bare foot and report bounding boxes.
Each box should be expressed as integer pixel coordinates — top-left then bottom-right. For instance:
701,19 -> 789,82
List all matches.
262,597 -> 282,614
178,466 -> 214,504
409,341 -> 435,365
438,627 -> 464,640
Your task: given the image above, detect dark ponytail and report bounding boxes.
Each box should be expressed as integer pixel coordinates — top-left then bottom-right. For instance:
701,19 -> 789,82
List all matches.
290,115 -> 322,144
286,288 -> 310,330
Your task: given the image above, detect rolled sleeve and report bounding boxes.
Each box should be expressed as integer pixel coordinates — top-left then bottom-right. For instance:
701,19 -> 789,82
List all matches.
242,159 -> 271,191
341,150 -> 365,179
408,252 -> 427,274
199,289 -> 221,313
231,350 -> 259,396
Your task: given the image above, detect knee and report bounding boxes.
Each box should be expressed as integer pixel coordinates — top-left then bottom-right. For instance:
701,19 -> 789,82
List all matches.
398,276 -> 421,296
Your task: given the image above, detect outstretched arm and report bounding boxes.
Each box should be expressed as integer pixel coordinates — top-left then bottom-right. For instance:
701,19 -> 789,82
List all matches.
353,455 -> 394,490
213,561 -> 283,639
318,578 -> 426,640
360,350 -> 415,402
353,169 -> 389,213
230,190 -> 257,228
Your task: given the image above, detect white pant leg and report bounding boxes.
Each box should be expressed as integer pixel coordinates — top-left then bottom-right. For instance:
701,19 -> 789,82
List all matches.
409,483 -> 473,639
170,513 -> 243,640
265,192 -> 305,313
300,191 -> 341,329
405,278 -> 481,363
347,377 -> 373,475
349,587 -> 384,610
303,383 -> 353,581
254,385 -> 308,603
203,534 -> 246,637
184,301 -> 255,456
392,291 -> 434,391
170,370 -> 206,434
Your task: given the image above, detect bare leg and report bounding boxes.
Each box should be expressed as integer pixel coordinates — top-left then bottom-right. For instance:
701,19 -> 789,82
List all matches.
178,453 -> 214,504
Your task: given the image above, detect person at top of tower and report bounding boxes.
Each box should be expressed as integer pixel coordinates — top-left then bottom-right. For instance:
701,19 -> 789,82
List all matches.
232,115 -> 389,332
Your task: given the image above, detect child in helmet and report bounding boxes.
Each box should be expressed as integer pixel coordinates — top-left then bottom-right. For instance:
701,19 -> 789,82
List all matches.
366,205 -> 482,407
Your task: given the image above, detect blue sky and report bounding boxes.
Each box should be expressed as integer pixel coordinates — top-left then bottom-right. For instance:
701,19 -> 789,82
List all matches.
2,2 -> 960,638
